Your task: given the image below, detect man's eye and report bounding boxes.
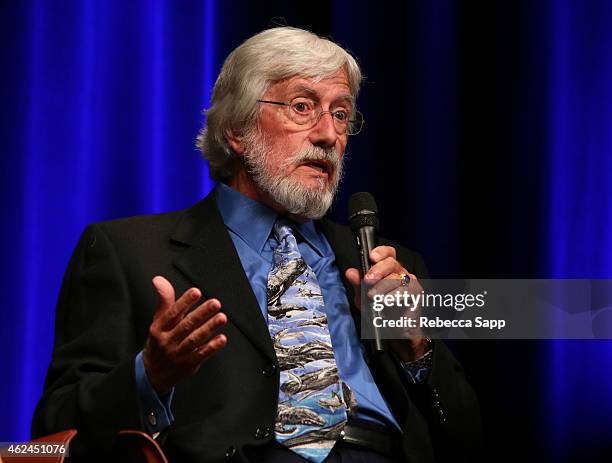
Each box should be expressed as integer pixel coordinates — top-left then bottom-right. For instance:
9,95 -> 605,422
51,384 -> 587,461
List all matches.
291,100 -> 314,114
333,110 -> 349,121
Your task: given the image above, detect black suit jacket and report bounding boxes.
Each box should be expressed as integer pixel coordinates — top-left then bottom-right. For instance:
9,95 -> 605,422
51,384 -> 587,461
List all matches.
32,191 -> 484,462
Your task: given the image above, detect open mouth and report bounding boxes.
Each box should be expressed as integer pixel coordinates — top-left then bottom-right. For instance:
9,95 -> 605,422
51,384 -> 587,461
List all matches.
300,160 -> 331,176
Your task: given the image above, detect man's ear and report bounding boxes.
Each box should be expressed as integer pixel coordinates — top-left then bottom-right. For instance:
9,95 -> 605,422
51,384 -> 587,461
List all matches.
225,129 -> 245,156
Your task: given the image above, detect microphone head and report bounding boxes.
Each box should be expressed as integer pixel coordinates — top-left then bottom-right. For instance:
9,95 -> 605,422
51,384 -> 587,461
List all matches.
348,192 -> 379,232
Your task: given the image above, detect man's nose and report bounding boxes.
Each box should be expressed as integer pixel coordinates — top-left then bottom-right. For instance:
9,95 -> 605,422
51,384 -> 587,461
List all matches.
308,111 -> 339,148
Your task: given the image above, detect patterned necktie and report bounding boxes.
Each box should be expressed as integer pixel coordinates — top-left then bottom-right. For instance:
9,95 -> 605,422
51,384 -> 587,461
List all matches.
267,220 -> 352,463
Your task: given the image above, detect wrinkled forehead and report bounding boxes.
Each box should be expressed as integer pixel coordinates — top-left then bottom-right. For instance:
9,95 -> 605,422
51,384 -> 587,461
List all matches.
264,69 -> 354,104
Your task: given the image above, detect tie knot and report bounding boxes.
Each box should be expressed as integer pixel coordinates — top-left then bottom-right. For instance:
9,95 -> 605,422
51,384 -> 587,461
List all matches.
272,219 -> 301,263
273,219 -> 295,243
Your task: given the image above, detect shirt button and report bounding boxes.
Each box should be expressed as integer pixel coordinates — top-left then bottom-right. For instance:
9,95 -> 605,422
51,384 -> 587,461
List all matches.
148,411 -> 157,427
225,445 -> 236,459
262,364 -> 277,377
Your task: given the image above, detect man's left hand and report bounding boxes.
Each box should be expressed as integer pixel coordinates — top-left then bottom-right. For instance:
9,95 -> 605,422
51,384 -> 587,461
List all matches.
345,245 -> 429,362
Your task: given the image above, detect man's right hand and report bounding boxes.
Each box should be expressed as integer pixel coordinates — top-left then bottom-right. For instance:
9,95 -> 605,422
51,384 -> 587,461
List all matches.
143,276 -> 228,395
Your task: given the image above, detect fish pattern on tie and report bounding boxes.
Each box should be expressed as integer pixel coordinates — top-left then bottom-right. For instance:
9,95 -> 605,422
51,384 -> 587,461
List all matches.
267,220 -> 355,463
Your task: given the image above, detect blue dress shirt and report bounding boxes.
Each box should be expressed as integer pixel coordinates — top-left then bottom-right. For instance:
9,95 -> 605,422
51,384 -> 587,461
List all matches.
135,183 -> 401,434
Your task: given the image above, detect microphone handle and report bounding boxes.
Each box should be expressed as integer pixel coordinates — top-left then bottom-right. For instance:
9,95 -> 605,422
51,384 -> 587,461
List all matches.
357,226 -> 377,273
356,225 -> 385,352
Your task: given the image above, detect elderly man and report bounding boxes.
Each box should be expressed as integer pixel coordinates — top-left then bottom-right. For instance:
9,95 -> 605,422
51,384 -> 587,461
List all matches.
33,27 -> 483,462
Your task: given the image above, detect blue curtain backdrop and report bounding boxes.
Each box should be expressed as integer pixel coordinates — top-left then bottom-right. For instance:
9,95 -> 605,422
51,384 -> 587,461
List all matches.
1,1 -> 611,460
545,1 -> 612,459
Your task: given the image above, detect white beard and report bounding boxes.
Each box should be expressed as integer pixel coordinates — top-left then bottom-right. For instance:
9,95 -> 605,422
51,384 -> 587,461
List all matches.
241,129 -> 344,219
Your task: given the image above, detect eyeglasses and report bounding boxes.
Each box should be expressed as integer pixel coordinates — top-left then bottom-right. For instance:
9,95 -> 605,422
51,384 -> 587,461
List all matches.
257,97 -> 364,135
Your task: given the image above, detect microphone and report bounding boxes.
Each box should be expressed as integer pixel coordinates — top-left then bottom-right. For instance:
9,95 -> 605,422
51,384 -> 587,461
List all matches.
348,192 -> 384,352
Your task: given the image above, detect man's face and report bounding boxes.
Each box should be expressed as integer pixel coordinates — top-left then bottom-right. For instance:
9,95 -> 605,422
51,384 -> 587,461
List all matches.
234,69 -> 353,219
256,69 -> 350,188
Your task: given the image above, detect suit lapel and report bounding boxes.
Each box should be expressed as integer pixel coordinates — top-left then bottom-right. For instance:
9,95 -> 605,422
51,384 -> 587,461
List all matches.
171,193 -> 276,363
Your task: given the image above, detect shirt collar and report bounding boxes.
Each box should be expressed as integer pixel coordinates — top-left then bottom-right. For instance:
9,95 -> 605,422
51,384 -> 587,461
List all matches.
293,219 -> 326,258
215,182 -> 276,254
215,182 -> 326,257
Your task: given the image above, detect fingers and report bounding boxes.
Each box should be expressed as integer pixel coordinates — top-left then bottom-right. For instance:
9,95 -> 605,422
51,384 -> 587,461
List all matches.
188,334 -> 228,363
346,244 -> 411,311
170,298 -> 223,343
178,310 -> 227,354
367,275 -> 403,298
369,245 -> 396,264
153,276 -> 203,331
366,256 -> 404,281
145,278 -> 228,394
346,244 -> 419,311
153,275 -> 175,312
345,268 -> 361,287
160,287 -> 202,331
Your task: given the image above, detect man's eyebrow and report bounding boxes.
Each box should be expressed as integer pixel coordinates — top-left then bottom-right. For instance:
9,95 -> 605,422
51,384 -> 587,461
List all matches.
286,84 -> 354,106
333,93 -> 355,106
286,84 -> 319,98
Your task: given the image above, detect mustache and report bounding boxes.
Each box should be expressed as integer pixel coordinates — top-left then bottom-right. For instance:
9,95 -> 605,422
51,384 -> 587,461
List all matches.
282,145 -> 339,171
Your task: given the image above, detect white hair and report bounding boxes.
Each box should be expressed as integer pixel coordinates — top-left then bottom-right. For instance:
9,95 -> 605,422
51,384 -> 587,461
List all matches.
196,26 -> 362,181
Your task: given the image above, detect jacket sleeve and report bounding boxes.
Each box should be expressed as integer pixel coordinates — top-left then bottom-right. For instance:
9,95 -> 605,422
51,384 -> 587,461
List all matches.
31,224 -> 147,458
397,246 -> 485,462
